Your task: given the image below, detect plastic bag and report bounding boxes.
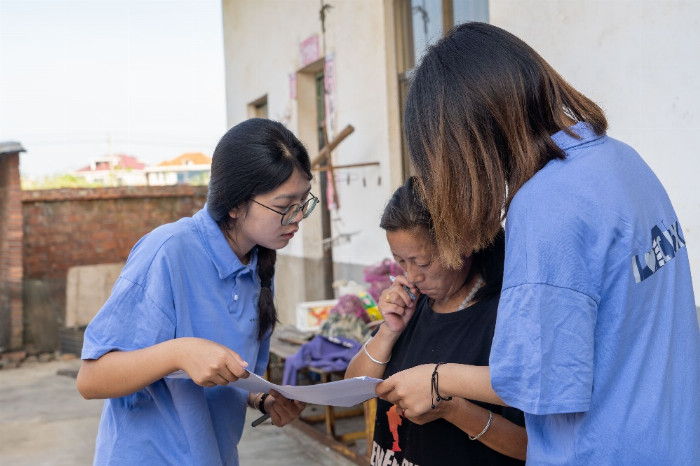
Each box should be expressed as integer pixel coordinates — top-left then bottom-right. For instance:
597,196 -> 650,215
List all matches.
331,294 -> 371,323
319,313 -> 371,344
363,259 -> 404,302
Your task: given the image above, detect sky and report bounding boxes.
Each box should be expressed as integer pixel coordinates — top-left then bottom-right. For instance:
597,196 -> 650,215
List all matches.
0,0 -> 227,178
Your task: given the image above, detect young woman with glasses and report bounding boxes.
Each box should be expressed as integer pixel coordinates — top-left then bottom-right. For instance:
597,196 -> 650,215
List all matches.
77,118 -> 315,465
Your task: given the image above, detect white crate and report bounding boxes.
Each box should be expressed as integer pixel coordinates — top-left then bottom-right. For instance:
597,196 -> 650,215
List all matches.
295,299 -> 338,332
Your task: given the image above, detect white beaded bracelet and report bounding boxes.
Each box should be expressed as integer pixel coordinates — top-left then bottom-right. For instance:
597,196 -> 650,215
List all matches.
363,339 -> 390,365
469,410 -> 493,441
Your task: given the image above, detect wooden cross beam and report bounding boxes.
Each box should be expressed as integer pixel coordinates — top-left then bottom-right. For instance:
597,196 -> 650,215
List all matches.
310,123 -> 380,210
310,124 -> 354,167
310,124 -> 353,208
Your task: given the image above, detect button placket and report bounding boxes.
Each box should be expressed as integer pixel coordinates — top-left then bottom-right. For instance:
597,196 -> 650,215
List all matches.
228,276 -> 239,314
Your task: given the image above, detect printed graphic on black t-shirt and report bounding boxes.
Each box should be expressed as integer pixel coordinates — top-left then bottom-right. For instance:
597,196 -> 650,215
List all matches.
371,294 -> 525,466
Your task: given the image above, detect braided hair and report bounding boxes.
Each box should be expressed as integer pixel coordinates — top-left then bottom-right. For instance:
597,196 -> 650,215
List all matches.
207,118 -> 312,339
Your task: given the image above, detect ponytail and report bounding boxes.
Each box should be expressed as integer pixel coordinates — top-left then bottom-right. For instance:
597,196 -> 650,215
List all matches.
256,246 -> 278,339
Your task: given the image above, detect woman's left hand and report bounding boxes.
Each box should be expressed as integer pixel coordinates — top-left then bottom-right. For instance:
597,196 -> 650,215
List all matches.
403,399 -> 452,425
265,389 -> 306,427
376,364 -> 435,418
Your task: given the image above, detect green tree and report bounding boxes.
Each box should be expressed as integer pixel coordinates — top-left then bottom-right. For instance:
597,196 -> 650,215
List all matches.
21,174 -> 102,190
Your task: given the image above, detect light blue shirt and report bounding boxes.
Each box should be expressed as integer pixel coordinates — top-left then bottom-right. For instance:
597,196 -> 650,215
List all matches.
490,123 -> 700,464
82,207 -> 270,466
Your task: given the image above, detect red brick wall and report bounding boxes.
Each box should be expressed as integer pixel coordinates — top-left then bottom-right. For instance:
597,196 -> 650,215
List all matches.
21,185 -> 208,348
0,153 -> 23,350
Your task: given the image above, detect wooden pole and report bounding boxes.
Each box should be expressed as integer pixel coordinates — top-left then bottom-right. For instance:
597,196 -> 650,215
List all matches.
321,122 -> 340,208
314,161 -> 380,172
310,124 -> 355,168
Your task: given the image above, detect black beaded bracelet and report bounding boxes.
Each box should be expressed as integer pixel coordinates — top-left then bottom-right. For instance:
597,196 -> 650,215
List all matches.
431,362 -> 452,409
257,393 -> 270,415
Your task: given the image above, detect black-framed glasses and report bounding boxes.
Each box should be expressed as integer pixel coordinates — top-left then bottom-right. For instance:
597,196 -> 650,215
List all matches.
251,193 -> 319,226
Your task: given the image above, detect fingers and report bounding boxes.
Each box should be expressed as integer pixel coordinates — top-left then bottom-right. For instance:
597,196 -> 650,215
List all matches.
216,364 -> 238,384
185,341 -> 249,387
268,390 -> 302,413
211,374 -> 231,386
380,287 -> 414,320
207,347 -> 248,383
375,378 -> 395,399
398,406 -> 428,424
384,288 -> 412,308
205,350 -> 248,385
268,389 -> 291,405
225,350 -> 249,377
198,373 -> 229,387
376,372 -> 417,409
268,390 -> 305,427
396,405 -> 407,418
232,352 -> 249,370
293,400 -> 306,410
225,359 -> 249,380
391,276 -> 418,303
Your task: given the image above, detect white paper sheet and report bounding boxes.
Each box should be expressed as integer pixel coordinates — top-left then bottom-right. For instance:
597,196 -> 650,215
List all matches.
166,370 -> 380,407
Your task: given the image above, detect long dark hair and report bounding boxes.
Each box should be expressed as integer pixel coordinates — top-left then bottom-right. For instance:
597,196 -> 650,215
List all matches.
207,118 -> 312,339
380,177 -> 504,300
405,22 -> 607,269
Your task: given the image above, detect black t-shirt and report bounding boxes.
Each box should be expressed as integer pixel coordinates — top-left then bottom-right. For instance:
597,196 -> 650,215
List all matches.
370,294 -> 525,466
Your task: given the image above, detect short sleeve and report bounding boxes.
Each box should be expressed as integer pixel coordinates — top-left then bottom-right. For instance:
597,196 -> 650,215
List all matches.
82,276 -> 176,360
490,283 -> 597,414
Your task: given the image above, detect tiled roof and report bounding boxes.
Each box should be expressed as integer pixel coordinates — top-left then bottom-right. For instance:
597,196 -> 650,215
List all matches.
76,154 -> 146,172
0,141 -> 26,155
157,152 -> 212,167
116,154 -> 146,169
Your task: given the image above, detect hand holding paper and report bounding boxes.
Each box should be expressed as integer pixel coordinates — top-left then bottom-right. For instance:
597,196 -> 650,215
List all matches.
168,370 -> 381,407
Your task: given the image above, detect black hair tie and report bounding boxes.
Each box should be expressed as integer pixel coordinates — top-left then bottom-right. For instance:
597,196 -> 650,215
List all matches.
260,278 -> 271,289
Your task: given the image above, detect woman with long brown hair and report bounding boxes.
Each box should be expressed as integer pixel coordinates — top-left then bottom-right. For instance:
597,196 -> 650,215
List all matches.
376,22 -> 699,464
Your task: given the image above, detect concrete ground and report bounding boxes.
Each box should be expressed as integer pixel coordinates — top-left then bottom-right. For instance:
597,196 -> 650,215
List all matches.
0,358 -> 357,466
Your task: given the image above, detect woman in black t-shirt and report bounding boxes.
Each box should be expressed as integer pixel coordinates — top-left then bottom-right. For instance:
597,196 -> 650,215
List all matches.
346,177 -> 526,465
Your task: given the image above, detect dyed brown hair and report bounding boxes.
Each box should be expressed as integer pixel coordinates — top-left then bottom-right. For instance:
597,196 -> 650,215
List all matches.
380,176 -> 505,300
404,22 -> 607,268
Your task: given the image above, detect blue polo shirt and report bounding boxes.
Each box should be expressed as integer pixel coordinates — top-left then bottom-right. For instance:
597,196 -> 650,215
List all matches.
490,123 -> 700,464
82,207 -> 270,466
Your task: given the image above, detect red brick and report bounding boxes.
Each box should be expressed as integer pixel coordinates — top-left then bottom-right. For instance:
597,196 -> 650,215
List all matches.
17,185 -> 207,350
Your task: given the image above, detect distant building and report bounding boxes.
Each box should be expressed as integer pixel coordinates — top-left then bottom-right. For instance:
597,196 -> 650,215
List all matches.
145,152 -> 211,186
75,154 -> 147,186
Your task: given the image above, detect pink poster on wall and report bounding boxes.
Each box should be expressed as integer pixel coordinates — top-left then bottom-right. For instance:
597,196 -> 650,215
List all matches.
289,73 -> 296,100
324,53 -> 336,135
324,53 -> 337,210
299,34 -> 320,68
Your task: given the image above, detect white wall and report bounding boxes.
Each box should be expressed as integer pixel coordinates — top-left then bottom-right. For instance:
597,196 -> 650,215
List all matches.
221,0 -> 700,303
221,0 -> 396,268
315,0 -> 397,266
491,0 -> 700,304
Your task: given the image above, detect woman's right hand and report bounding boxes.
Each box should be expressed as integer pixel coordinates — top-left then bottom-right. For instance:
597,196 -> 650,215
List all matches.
177,337 -> 250,387
379,276 -> 418,334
